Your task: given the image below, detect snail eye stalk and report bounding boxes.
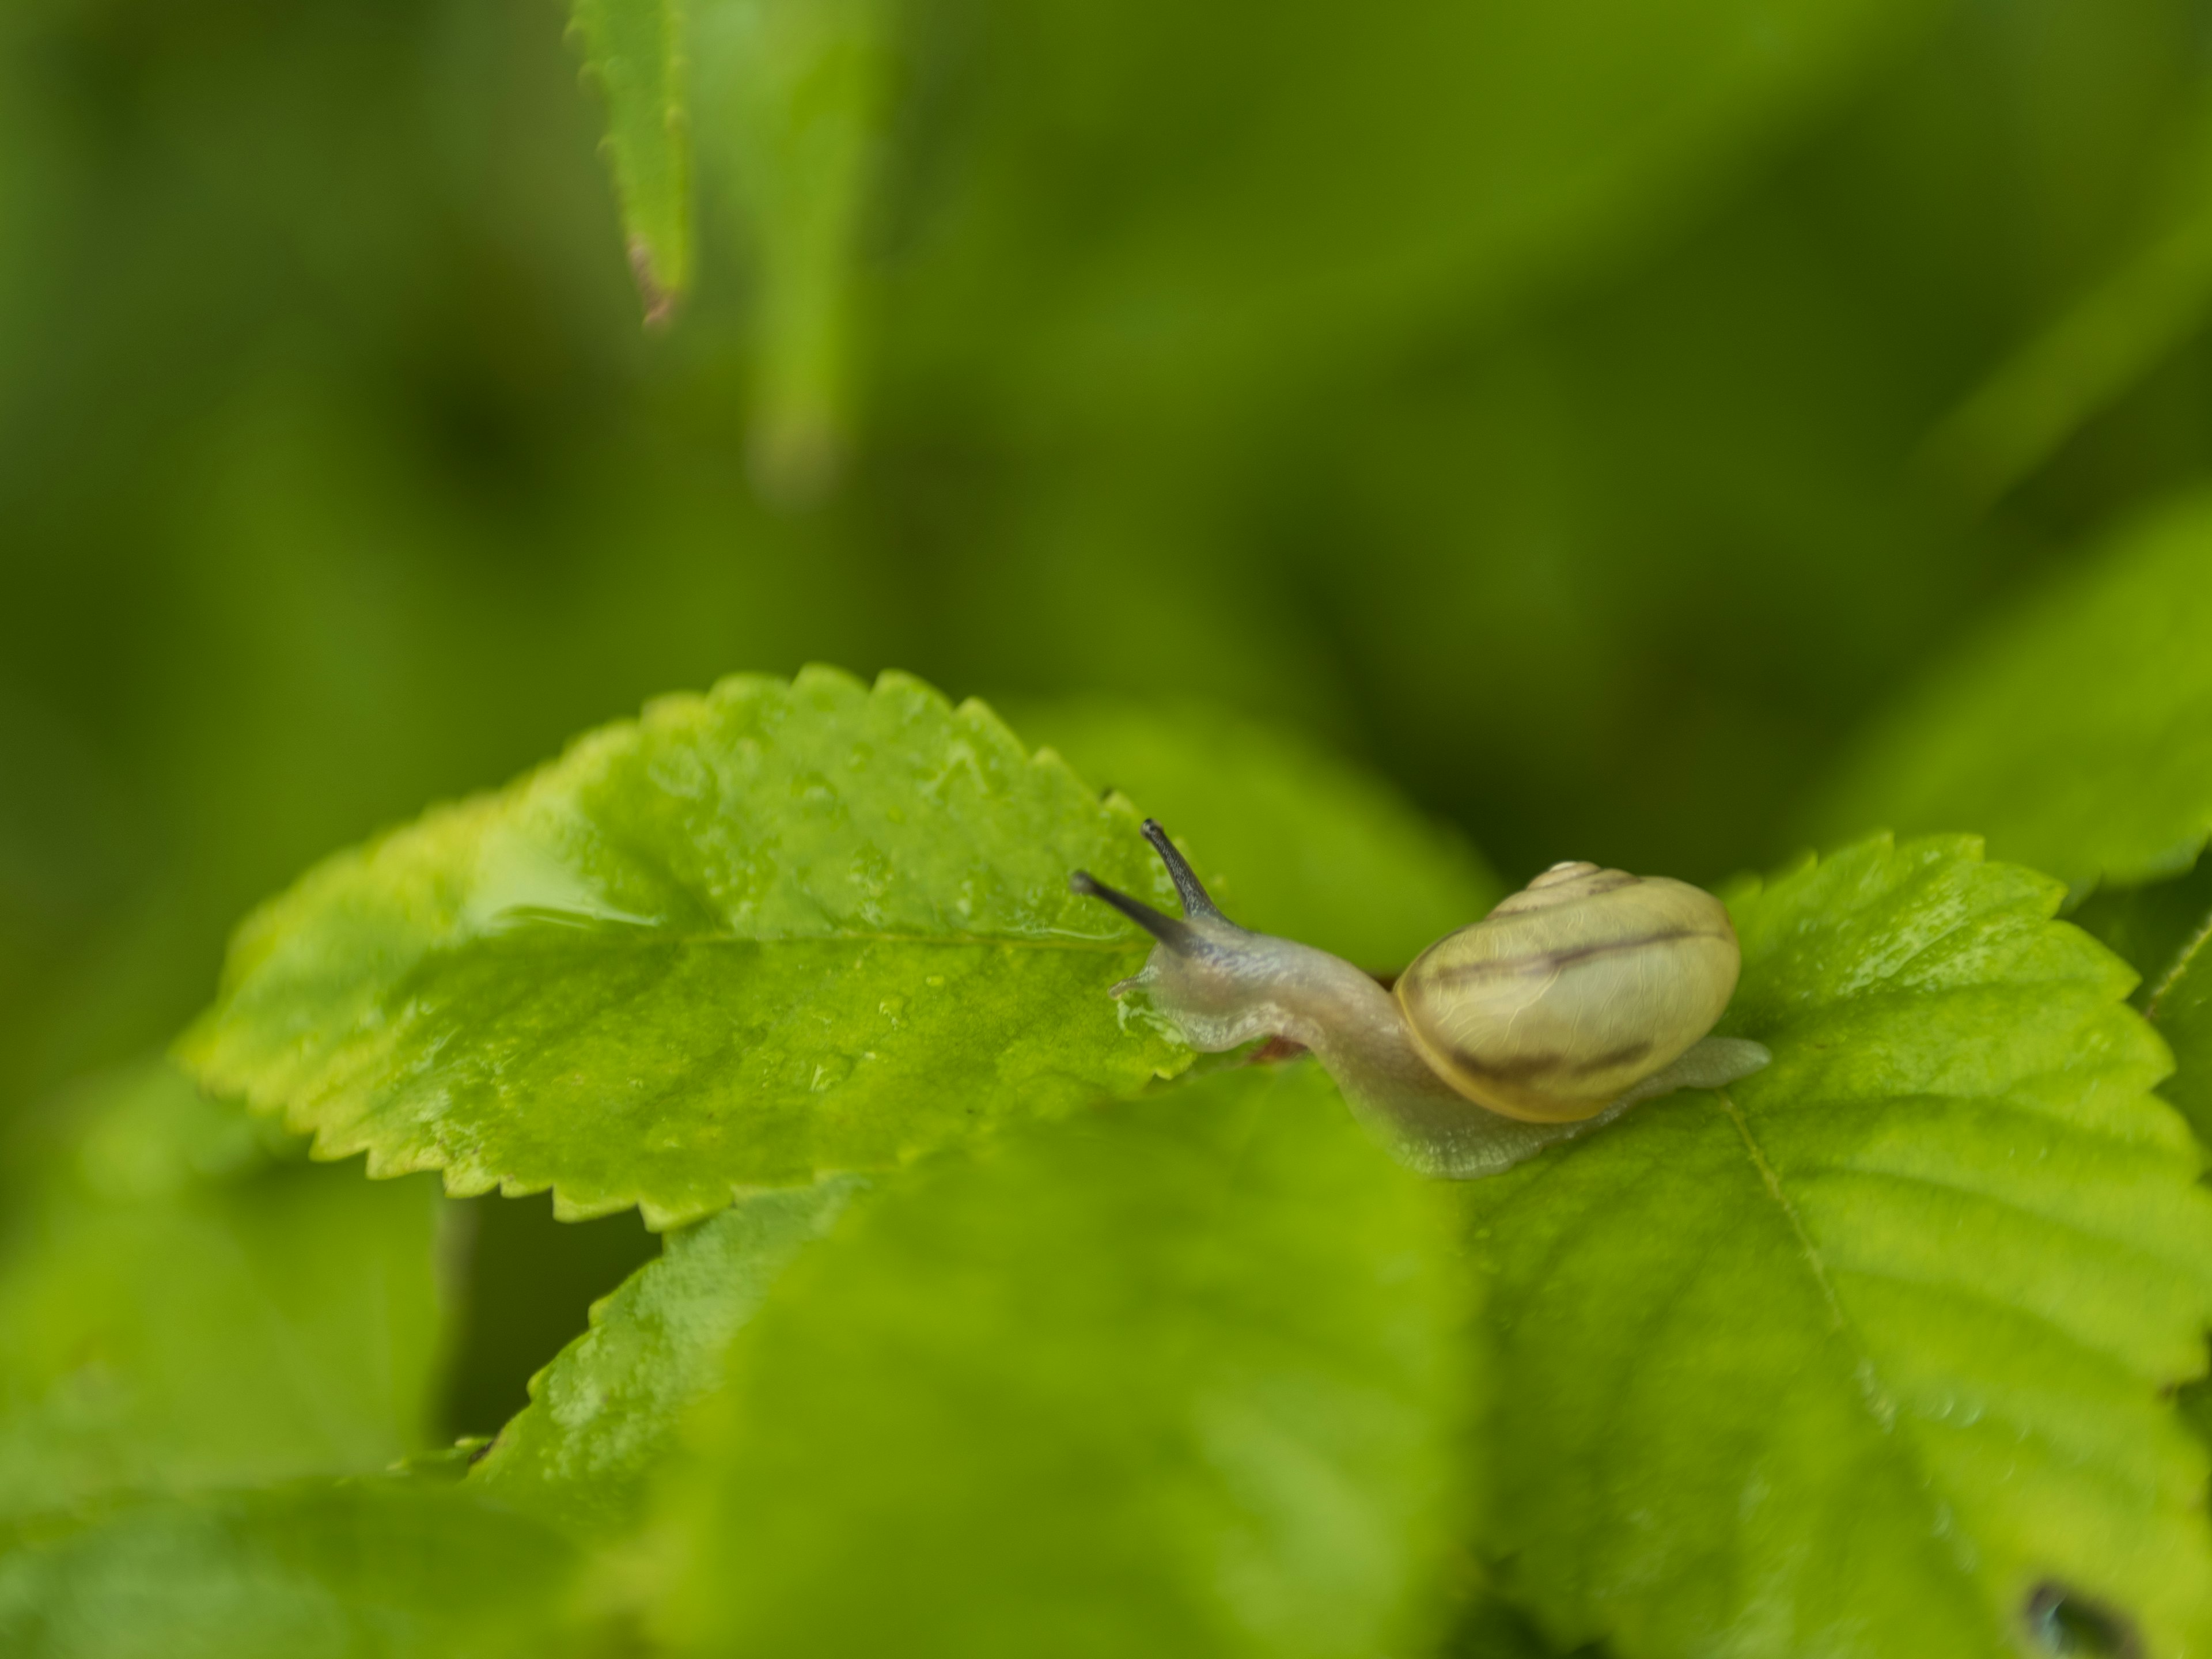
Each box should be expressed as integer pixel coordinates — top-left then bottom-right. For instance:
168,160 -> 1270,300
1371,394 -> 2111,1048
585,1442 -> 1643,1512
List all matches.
1068,869 -> 1199,950
1138,819 -> 1225,921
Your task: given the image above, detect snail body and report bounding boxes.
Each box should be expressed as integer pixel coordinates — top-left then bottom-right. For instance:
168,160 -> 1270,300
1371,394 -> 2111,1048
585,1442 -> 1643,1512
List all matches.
1072,823 -> 1768,1179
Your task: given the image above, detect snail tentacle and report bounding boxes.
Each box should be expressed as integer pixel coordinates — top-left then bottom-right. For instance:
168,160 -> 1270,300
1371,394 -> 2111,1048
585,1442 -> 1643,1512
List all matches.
1138,818 -> 1226,920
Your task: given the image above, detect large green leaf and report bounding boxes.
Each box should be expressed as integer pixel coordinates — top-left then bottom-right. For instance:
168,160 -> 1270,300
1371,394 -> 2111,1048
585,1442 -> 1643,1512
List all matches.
0,1063 -> 449,1525
1464,835 -> 2212,1658
0,1479 -> 588,1659
570,0 -> 692,320
469,1175 -> 859,1535
1003,695 -> 1501,971
178,669 -> 1189,1229
658,1063 -> 1473,1659
1812,496 -> 2212,891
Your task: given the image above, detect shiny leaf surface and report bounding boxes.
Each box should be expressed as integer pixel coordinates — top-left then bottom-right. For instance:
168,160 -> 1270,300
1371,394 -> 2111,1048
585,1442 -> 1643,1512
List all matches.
179,669 -> 1189,1228
1467,836 -> 2212,1658
469,1175 -> 859,1535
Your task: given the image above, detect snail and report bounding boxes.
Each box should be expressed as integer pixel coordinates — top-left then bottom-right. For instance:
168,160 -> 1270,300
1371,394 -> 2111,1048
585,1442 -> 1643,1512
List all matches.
1071,821 -> 1770,1178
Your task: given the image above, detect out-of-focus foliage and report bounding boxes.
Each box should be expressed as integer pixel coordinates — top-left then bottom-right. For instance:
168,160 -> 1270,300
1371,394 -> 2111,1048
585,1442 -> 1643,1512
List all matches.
2152,914 -> 2212,1139
655,1064 -> 1472,1659
1814,495 -> 2212,890
571,0 -> 689,311
2075,854 -> 2212,1144
0,1478 -> 590,1659
0,1063 -> 450,1524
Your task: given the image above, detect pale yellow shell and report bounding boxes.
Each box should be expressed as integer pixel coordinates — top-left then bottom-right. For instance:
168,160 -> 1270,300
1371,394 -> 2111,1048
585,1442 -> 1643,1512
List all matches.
1394,861 -> 1740,1124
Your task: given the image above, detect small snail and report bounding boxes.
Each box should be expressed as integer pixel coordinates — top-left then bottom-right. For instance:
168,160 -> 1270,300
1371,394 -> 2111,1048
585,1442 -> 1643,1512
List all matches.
1072,821 -> 1770,1179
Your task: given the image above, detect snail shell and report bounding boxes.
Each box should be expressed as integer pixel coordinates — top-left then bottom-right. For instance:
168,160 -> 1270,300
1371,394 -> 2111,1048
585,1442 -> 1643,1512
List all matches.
1396,861 -> 1741,1123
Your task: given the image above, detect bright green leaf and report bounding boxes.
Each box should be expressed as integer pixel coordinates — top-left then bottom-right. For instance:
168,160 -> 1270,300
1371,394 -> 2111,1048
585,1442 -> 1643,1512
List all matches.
1464,835 -> 2212,1658
177,668 -> 1189,1229
1003,694 -> 1501,971
469,1175 -> 859,1535
571,0 -> 692,319
1812,497 -> 2212,891
0,1479 -> 588,1659
0,1063 -> 449,1525
658,1063 -> 1474,1659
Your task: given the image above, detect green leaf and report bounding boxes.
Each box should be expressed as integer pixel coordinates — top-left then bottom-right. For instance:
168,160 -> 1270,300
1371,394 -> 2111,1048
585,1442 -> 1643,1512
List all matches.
0,1479 -> 588,1659
2069,853 -> 2212,1141
2145,899 -> 2212,1146
0,1063 -> 449,1525
1003,695 -> 1501,971
1921,103 -> 2212,509
1812,495 -> 2212,891
1464,835 -> 2212,1658
177,668 -> 1189,1229
658,1063 -> 1474,1659
469,1175 -> 859,1535
2069,854 -> 2212,1012
691,0 -> 892,500
571,0 -> 692,321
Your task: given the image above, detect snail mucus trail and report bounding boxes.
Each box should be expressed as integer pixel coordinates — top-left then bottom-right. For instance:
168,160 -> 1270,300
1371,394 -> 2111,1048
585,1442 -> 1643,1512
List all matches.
1071,820 -> 1770,1179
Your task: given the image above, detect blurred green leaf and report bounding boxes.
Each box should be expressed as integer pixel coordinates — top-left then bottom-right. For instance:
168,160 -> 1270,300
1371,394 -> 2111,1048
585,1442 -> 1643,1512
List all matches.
1812,495 -> 2212,890
2066,852 -> 2212,1145
1922,96 -> 2212,509
571,0 -> 692,317
694,0 -> 892,499
2145,895 -> 2212,1143
439,1192 -> 663,1442
179,668 -> 1190,1229
2070,854 -> 2212,1008
658,1063 -> 1473,1659
1005,695 -> 1502,971
469,1175 -> 859,1535
0,1479 -> 589,1659
1464,835 -> 2212,1657
0,1063 -> 449,1526
893,0 -> 1946,430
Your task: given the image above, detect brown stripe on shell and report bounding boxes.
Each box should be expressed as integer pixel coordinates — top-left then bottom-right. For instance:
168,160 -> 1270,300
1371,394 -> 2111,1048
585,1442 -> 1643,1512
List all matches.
1430,1035 -> 1654,1088
1421,927 -> 1729,985
1570,870 -> 1641,894
1567,1038 -> 1653,1077
1430,1046 -> 1577,1085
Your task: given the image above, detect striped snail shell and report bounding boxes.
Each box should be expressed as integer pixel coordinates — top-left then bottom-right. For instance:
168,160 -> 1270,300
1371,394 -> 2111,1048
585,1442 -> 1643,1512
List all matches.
1071,825 -> 1767,1179
1395,861 -> 1741,1124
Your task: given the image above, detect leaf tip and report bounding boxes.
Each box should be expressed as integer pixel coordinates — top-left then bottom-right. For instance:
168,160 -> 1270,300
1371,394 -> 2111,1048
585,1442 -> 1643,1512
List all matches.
628,237 -> 681,331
